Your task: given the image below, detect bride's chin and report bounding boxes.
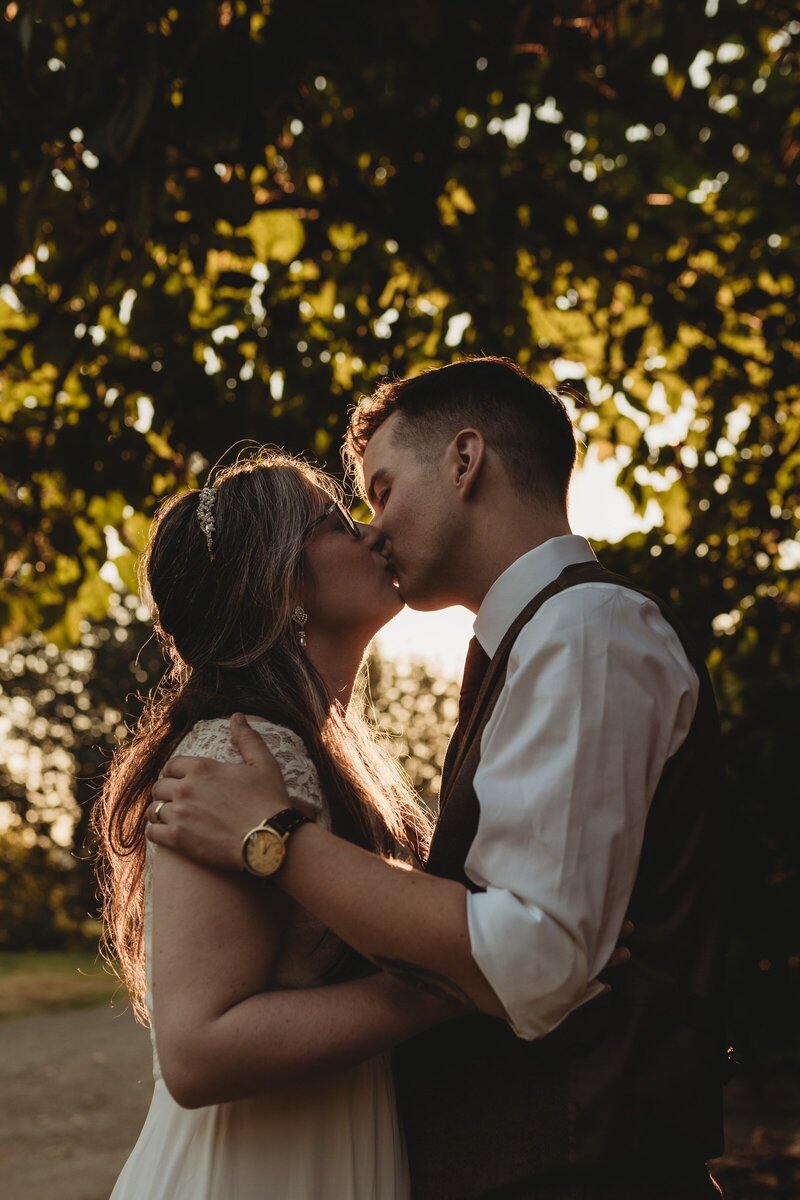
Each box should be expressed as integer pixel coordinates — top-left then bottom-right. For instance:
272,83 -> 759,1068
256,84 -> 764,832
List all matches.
385,587 -> 404,613
376,585 -> 404,620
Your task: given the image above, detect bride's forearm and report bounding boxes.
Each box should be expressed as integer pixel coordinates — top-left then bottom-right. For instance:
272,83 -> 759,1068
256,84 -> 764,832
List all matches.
157,972 -> 457,1108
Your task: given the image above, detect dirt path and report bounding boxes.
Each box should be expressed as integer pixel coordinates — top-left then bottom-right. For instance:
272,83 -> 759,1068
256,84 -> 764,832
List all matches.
1,1002 -> 797,1199
0,1003 -> 152,1200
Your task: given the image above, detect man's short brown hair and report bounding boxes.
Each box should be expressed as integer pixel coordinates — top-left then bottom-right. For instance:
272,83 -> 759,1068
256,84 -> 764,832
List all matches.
344,355 -> 579,509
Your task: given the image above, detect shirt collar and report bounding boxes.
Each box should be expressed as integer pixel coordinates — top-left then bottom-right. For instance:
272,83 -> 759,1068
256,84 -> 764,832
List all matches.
473,535 -> 597,658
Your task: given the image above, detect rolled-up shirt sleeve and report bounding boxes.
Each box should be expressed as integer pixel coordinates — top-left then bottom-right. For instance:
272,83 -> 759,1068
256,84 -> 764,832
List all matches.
465,583 -> 699,1040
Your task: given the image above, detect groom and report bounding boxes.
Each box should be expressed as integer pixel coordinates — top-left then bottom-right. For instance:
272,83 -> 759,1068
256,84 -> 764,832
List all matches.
147,356 -> 731,1199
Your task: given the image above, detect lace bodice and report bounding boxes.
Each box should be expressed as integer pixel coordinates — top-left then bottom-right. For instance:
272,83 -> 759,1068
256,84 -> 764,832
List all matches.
144,717 -> 343,1079
171,717 -> 326,818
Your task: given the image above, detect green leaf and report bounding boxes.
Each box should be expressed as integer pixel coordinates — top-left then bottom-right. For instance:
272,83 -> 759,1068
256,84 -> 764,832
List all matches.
242,212 -> 305,264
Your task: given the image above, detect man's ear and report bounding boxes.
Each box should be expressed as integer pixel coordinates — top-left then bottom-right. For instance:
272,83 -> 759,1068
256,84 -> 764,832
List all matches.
448,429 -> 486,500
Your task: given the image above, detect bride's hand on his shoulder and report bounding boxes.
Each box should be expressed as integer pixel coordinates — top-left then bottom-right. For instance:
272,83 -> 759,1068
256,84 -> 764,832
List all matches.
598,919 -> 635,994
145,714 -> 292,871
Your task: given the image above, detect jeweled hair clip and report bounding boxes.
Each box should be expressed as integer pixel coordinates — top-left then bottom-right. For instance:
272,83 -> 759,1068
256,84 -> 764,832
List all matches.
196,486 -> 217,560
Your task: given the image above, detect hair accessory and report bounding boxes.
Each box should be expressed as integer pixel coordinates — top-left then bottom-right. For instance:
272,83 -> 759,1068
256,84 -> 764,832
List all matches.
197,486 -> 217,560
292,605 -> 308,648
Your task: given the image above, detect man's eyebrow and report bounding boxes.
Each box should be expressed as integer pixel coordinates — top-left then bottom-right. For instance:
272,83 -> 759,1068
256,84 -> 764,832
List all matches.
365,467 -> 389,506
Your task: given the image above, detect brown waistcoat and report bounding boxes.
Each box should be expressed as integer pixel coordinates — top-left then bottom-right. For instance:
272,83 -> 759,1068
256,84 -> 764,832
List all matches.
393,561 -> 731,1200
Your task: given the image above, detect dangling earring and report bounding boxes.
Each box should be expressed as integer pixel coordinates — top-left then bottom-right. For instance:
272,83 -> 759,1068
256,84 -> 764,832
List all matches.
292,605 -> 308,648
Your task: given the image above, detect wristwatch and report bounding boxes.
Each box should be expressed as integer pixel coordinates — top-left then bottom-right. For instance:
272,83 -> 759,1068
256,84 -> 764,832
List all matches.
241,807 -> 313,877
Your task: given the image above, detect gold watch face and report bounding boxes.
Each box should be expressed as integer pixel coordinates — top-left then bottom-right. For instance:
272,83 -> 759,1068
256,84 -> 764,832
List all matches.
243,829 -> 285,876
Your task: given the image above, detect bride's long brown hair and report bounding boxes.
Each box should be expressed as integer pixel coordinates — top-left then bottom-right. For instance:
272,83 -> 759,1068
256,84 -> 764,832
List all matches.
91,448 -> 430,1023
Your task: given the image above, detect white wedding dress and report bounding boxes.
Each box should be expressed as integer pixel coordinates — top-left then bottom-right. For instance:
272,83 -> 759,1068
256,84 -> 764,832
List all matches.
110,717 -> 410,1199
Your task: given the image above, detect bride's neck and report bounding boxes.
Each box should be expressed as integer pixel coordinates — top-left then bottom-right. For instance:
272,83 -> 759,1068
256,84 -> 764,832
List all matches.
306,634 -> 366,711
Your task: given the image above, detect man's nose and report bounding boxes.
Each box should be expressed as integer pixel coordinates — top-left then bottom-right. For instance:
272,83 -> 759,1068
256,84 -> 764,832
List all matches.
358,521 -> 386,553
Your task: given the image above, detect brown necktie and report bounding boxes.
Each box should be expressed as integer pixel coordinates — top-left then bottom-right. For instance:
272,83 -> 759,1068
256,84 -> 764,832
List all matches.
440,636 -> 491,795
457,635 -> 491,735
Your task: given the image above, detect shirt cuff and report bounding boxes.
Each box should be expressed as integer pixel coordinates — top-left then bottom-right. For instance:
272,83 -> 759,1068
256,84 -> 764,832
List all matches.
466,887 -> 599,1040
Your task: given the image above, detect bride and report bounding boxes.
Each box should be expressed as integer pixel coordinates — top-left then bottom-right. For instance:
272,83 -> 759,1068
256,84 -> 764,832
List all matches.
95,446 -> 629,1198
93,448 -> 452,1199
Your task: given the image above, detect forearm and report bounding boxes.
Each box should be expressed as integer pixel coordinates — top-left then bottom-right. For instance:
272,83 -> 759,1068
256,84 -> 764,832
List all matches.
275,823 -> 507,1017
159,971 -> 454,1108
147,723 -> 507,1019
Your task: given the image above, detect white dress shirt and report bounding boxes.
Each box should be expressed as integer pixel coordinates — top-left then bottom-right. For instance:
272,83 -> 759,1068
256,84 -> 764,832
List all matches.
464,535 -> 699,1040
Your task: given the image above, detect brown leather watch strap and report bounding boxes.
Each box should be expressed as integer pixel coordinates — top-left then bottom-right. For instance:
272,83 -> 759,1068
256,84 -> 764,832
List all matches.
265,807 -> 313,838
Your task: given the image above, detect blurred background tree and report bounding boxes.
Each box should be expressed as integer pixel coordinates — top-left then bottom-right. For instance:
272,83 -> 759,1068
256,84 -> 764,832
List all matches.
0,0 -> 797,1108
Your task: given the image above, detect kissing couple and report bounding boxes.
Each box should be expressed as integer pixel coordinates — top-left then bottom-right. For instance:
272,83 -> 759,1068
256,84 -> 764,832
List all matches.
99,356 -> 730,1199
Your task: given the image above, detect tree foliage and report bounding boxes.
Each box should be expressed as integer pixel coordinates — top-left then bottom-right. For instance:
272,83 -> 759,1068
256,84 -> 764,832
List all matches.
1,0 -> 797,637
0,0 -> 798,1074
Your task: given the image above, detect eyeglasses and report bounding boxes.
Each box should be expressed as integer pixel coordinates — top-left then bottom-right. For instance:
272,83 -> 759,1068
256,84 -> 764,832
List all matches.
306,500 -> 361,540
